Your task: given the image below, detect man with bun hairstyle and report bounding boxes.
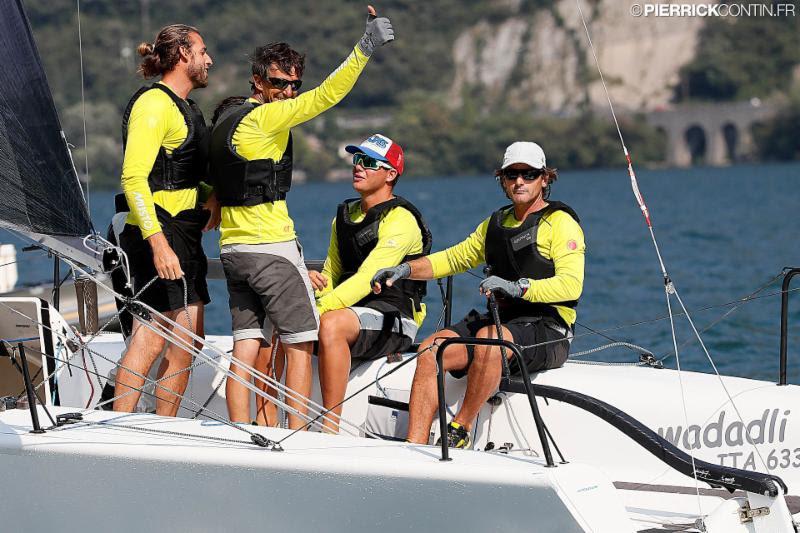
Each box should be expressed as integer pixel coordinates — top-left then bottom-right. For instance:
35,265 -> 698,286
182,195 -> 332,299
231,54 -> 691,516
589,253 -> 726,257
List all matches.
308,134 -> 431,434
372,141 -> 585,448
208,6 -> 395,429
113,24 -> 216,416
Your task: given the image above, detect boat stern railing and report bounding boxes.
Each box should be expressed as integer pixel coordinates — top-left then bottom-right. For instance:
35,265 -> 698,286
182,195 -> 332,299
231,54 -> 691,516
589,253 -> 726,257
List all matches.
779,267 -> 800,386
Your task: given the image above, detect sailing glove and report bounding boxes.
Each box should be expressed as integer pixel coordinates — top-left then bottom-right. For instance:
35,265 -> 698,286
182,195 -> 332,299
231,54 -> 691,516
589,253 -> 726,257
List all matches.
358,11 -> 395,56
479,276 -> 528,299
371,263 -> 411,291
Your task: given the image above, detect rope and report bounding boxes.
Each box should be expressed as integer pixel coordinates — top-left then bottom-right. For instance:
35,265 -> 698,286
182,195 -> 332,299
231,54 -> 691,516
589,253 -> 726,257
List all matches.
53,260 -> 375,438
75,0 -> 90,209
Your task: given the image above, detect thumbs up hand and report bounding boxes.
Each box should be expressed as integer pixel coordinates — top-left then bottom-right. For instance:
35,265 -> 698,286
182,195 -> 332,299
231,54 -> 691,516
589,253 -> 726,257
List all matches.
358,4 -> 395,56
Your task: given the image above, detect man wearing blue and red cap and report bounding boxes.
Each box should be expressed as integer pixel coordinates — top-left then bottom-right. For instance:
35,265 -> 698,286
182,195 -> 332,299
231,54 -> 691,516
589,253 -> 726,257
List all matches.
308,134 -> 432,434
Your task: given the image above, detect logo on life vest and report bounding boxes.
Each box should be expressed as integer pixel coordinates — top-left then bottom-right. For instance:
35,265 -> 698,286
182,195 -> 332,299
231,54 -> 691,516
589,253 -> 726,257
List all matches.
510,230 -> 534,251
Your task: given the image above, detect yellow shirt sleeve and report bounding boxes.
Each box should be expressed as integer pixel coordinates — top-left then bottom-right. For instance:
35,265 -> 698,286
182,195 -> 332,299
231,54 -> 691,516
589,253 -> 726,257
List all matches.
317,206 -> 423,315
428,218 -> 490,278
121,85 -> 190,238
521,210 -> 585,325
243,46 -> 369,140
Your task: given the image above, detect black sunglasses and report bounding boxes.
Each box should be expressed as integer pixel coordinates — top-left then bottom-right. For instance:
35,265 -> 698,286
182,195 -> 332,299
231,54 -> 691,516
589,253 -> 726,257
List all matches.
501,169 -> 544,181
267,77 -> 302,91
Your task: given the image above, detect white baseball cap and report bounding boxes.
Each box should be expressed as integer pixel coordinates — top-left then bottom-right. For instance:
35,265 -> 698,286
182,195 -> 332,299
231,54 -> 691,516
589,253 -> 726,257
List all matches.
501,141 -> 546,170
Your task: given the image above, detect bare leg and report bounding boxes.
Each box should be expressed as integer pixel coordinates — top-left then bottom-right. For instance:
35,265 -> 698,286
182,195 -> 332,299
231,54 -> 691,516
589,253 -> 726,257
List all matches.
154,304 -> 202,417
452,326 -> 514,430
317,309 -> 361,434
226,337 -> 261,423
282,340 -> 313,430
406,329 -> 468,444
255,338 -> 278,426
113,317 -> 167,413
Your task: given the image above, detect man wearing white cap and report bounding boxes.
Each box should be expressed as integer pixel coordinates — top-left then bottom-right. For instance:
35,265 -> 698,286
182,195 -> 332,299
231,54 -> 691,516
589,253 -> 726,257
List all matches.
372,141 -> 585,448
309,134 -> 432,433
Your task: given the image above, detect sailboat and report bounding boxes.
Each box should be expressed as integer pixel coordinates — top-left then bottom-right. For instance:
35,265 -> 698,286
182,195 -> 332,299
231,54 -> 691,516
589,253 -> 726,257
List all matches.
1,0 -> 799,531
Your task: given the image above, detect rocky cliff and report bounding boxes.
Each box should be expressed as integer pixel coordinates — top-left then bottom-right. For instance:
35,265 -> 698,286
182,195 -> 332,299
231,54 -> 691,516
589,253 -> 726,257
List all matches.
449,0 -> 708,113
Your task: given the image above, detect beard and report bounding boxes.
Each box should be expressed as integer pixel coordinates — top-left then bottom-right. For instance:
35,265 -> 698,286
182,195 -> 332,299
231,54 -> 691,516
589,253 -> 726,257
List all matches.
188,60 -> 208,89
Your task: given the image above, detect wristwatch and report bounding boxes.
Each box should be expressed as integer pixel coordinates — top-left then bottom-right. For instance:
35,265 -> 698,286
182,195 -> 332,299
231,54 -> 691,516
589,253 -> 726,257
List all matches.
518,278 -> 531,297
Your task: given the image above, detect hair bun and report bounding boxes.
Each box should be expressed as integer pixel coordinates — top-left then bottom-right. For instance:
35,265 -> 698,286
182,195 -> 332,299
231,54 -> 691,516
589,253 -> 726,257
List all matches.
136,42 -> 155,57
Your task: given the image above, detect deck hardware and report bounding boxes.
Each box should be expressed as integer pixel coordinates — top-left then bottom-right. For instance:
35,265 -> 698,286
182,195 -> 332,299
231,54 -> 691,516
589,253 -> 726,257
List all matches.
639,353 -> 663,368
738,502 -> 770,523
55,412 -> 83,426
0,396 -> 17,411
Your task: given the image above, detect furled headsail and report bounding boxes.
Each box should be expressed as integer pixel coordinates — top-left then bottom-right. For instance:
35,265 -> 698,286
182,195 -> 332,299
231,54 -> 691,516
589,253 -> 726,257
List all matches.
0,0 -> 109,271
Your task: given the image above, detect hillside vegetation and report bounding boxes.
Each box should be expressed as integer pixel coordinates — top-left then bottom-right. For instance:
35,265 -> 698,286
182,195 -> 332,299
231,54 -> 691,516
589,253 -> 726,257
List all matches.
25,0 -> 799,187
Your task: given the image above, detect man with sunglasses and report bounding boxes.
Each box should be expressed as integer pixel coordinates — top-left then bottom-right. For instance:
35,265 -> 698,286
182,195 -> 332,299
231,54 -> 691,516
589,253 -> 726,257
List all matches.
308,134 -> 431,434
208,6 -> 395,429
371,141 -> 585,448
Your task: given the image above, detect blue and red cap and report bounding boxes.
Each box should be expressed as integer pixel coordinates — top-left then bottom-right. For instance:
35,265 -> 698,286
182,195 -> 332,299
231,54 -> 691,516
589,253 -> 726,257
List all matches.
345,134 -> 405,175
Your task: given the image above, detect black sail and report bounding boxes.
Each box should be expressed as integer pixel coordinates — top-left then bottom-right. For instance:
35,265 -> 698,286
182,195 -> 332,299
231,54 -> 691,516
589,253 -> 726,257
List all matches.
0,0 -> 93,238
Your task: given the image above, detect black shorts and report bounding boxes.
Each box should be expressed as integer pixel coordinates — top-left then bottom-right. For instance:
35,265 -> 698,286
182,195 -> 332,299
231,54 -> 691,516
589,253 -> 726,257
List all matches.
446,309 -> 571,379
119,206 -> 210,313
348,306 -> 416,360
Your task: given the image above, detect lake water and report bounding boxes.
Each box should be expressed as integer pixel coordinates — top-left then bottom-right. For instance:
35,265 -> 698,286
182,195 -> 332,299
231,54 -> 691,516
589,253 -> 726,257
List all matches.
6,162 -> 800,383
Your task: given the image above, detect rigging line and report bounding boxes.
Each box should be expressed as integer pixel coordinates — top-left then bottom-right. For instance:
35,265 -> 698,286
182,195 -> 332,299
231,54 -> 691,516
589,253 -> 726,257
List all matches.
0,298 -> 295,443
77,418 -> 270,449
64,262 -> 372,438
100,295 -> 370,437
277,345 -> 432,446
461,269 -> 649,357
656,270 -> 787,363
570,285 -> 800,347
0,259 -> 19,270
463,267 -> 796,347
135,317 -> 360,436
573,0 -> 702,512
665,285 -> 704,515
672,289 -> 770,473
75,0 -> 90,209
4,343 -> 57,427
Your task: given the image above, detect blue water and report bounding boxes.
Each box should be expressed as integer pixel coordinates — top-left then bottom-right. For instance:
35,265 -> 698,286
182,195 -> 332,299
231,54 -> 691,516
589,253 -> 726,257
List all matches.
6,162 -> 800,383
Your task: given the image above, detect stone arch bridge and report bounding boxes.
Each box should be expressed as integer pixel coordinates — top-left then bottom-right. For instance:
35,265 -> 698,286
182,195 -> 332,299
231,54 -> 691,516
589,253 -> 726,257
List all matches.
645,101 -> 778,167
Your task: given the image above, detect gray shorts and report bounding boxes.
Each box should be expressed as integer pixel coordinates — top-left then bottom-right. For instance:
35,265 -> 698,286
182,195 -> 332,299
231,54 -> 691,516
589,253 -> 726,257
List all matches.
220,241 -> 319,344
349,306 -> 417,360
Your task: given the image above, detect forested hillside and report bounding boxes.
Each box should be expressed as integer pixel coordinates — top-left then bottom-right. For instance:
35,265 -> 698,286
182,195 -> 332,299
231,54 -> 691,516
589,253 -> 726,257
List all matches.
25,0 -> 800,186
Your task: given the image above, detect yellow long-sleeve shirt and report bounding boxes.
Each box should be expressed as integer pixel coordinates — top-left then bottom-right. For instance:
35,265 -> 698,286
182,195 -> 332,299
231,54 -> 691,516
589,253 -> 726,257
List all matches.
121,82 -> 202,239
317,201 -> 426,327
219,46 -> 370,246
428,207 -> 585,325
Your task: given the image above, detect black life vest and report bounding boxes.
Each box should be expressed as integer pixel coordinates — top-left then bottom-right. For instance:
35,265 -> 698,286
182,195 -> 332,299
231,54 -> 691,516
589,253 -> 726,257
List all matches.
208,101 -> 293,207
484,201 -> 581,325
335,196 -> 432,319
121,83 -> 209,192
